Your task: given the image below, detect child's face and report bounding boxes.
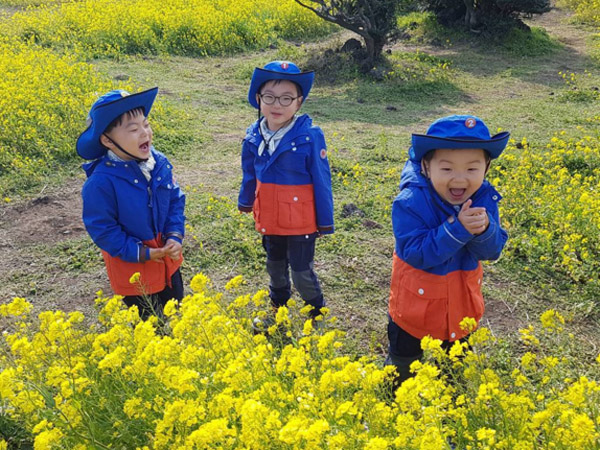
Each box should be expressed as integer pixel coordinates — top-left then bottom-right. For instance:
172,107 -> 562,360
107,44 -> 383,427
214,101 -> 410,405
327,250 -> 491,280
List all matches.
101,112 -> 153,161
257,80 -> 303,131
422,148 -> 488,205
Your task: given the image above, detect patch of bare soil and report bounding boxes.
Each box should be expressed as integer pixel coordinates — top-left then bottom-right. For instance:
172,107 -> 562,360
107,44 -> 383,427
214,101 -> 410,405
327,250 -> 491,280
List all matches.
0,180 -> 107,319
1,183 -> 85,245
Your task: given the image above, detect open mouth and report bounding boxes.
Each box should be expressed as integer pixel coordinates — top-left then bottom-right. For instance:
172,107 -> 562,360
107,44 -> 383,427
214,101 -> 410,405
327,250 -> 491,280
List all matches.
139,141 -> 150,152
449,188 -> 466,199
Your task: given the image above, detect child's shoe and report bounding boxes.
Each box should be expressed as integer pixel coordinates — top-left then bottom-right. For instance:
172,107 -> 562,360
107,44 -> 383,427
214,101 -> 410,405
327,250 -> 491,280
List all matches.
252,315 -> 276,335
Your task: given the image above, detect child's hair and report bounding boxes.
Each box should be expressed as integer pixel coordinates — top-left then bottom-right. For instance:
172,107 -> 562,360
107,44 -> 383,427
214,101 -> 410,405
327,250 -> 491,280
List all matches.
104,107 -> 145,134
259,79 -> 302,97
421,148 -> 492,178
421,148 -> 492,165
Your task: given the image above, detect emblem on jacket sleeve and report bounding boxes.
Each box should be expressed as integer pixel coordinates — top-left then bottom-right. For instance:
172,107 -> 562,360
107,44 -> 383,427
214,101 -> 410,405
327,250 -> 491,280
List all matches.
320,149 -> 327,159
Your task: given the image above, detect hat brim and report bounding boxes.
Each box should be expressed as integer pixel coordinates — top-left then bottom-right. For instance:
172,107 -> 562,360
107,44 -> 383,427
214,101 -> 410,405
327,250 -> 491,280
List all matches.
76,87 -> 158,160
248,67 -> 314,109
410,131 -> 510,161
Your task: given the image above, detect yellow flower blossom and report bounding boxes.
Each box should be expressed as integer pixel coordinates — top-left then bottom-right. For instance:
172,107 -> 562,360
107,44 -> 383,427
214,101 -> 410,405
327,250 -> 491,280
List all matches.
190,272 -> 210,293
128,272 -> 141,284
1,274 -> 598,449
225,275 -> 245,290
540,309 -> 565,331
0,297 -> 32,317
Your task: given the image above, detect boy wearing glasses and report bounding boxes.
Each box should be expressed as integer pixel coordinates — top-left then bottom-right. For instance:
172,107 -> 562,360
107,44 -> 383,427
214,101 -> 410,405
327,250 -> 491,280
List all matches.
238,61 -> 334,328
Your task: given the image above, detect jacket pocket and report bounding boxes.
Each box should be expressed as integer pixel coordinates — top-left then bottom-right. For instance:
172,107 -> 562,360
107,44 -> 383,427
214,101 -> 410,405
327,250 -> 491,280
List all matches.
277,190 -> 315,229
104,253 -> 166,295
397,274 -> 448,335
464,266 -> 485,320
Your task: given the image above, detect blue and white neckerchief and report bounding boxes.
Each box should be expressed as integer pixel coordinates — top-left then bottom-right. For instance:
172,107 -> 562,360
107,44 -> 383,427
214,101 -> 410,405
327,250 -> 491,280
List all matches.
258,115 -> 298,156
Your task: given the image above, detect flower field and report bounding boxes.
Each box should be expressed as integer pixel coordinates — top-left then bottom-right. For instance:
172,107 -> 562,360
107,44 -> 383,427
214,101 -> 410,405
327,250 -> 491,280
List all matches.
3,0 -> 334,57
557,0 -> 600,25
490,128 -> 600,305
1,277 -> 599,450
0,36 -> 123,194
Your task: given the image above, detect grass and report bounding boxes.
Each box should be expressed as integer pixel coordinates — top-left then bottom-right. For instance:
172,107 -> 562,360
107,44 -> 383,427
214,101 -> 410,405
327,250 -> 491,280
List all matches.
1,6 -> 600,359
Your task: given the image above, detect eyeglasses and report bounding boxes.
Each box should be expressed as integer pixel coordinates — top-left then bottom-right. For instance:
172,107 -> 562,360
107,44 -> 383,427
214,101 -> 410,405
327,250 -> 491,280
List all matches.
259,93 -> 299,107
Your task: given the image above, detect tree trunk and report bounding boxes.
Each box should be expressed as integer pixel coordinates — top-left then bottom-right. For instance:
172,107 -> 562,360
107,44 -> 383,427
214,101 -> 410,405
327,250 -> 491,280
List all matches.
463,0 -> 479,29
360,33 -> 385,72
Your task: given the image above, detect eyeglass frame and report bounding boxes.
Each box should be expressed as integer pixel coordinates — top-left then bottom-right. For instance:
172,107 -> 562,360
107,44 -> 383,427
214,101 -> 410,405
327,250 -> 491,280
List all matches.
258,93 -> 301,107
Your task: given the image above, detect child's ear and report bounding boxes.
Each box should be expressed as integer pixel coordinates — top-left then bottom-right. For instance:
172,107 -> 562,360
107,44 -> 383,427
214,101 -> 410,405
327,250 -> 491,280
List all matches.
421,160 -> 429,178
100,134 -> 114,149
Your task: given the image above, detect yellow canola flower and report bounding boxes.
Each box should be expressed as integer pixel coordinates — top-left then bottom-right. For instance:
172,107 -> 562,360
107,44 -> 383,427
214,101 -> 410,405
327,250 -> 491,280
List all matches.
540,309 -> 565,331
190,272 -> 210,293
0,297 -> 32,317
1,274 -> 599,449
224,275 -> 245,290
5,0 -> 334,59
129,272 -> 141,284
0,35 -> 126,195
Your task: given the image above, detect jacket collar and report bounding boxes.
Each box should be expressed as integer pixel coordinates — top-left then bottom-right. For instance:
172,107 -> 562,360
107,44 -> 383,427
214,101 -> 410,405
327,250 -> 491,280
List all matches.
82,148 -> 165,181
245,113 -> 311,148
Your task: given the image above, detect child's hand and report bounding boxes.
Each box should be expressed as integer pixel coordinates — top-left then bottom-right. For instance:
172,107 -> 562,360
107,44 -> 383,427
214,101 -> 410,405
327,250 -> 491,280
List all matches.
457,199 -> 489,235
149,247 -> 167,262
164,239 -> 183,260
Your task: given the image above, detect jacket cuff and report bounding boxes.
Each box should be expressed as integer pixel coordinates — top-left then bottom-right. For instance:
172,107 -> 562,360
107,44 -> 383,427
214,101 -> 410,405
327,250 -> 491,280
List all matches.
318,225 -> 334,235
238,204 -> 253,213
443,216 -> 473,245
166,231 -> 184,244
139,245 -> 150,262
471,214 -> 496,243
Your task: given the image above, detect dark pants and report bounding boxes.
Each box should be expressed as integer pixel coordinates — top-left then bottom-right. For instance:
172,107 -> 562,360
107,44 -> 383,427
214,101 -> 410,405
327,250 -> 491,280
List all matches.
123,269 -> 184,320
386,315 -> 468,381
262,233 -> 324,317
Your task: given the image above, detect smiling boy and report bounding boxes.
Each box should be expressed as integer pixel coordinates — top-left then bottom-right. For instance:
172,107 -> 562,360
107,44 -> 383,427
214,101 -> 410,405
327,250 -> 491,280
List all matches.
77,88 -> 185,319
386,115 -> 509,381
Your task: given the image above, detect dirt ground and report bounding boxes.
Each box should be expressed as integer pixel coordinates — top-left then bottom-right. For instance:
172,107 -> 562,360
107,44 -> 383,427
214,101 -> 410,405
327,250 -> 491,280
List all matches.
0,180 -> 109,320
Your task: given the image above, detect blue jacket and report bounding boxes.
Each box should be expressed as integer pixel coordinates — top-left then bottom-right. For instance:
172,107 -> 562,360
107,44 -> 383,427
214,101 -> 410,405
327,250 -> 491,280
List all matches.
238,114 -> 334,235
81,148 -> 185,263
389,160 -> 508,341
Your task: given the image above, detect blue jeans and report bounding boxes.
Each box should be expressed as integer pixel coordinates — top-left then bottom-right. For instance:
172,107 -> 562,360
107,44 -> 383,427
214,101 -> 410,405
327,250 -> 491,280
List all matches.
262,233 -> 324,317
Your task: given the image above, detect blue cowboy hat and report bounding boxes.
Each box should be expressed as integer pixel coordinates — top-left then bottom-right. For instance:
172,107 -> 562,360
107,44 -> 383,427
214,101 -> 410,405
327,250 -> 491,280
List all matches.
248,61 -> 314,109
410,114 -> 510,162
76,87 -> 158,160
